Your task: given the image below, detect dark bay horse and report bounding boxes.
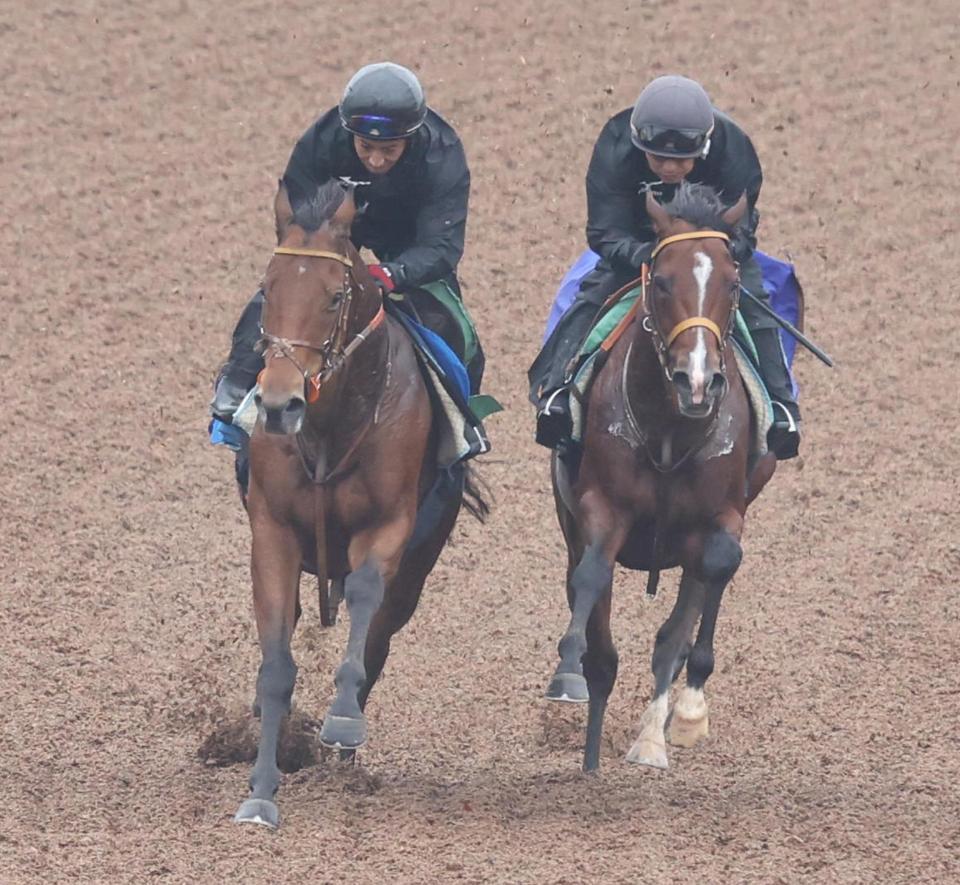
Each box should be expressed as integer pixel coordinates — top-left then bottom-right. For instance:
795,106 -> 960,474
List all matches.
546,183 -> 776,772
234,179 -> 484,828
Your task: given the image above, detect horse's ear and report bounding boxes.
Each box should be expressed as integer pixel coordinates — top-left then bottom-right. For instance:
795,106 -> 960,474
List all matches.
274,179 -> 294,243
646,189 -> 672,237
331,183 -> 357,232
722,192 -> 749,228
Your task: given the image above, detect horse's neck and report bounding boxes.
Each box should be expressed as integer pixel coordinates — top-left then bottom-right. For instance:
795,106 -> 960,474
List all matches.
620,329 -> 705,455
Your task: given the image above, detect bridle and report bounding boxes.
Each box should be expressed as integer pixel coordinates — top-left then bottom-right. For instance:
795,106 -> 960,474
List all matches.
257,247 -> 385,403
621,228 -> 741,473
641,230 -> 739,380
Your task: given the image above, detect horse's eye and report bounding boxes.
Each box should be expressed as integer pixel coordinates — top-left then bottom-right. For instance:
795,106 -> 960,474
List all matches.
328,291 -> 344,311
653,274 -> 671,294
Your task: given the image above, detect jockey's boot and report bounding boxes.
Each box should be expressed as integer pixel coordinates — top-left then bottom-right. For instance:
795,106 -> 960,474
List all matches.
535,387 -> 573,449
531,299 -> 601,450
210,290 -> 265,423
753,327 -> 802,459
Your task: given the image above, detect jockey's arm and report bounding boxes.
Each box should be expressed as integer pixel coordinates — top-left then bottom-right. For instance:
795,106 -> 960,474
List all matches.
382,148 -> 470,289
710,112 -> 764,259
585,116 -> 655,274
281,118 -> 335,210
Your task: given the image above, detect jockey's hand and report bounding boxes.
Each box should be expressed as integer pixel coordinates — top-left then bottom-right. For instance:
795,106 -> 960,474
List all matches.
367,264 -> 396,294
631,241 -> 654,269
730,229 -> 754,263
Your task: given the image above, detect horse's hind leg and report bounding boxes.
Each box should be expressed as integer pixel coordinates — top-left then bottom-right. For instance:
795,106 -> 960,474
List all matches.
626,570 -> 706,770
546,542 -> 615,705
582,589 -> 618,772
358,494 -> 460,713
669,525 -> 743,749
235,522 -> 301,829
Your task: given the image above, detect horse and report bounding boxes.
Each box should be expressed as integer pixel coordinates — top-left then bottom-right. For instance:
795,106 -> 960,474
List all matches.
545,182 -> 777,772
233,178 -> 486,828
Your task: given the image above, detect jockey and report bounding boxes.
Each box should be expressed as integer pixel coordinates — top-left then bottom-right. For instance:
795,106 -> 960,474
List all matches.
528,75 -> 802,459
211,61 -> 483,424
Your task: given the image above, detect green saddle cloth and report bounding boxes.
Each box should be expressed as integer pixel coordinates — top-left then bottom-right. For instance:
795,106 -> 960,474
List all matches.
418,279 -> 480,367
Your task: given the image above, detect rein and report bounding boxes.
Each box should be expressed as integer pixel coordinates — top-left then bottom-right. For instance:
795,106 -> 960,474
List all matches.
258,247 -> 385,403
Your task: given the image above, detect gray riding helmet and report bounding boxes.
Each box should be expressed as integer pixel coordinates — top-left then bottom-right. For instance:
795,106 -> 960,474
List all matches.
339,62 -> 427,140
630,75 -> 715,158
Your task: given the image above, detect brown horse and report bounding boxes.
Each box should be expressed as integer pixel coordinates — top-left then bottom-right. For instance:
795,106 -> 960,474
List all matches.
234,178 -> 484,828
545,183 -> 777,772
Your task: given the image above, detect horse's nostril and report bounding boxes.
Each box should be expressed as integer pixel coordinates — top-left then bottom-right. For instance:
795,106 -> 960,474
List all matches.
708,373 -> 727,396
284,398 -> 305,413
673,371 -> 692,392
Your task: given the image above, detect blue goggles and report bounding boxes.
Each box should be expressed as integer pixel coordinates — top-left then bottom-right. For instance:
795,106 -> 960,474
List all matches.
341,114 -> 418,140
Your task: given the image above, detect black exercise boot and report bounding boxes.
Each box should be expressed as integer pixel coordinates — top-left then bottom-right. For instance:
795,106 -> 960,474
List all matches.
752,327 -> 802,459
210,290 -> 266,422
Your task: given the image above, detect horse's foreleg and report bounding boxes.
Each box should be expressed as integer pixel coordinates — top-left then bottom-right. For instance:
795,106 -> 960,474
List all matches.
546,542 -> 615,705
626,570 -> 707,769
581,589 -> 618,772
235,520 -> 301,829
669,524 -> 743,749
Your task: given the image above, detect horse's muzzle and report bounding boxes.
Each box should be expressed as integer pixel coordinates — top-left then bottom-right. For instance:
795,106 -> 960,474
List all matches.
255,391 -> 306,435
672,369 -> 727,418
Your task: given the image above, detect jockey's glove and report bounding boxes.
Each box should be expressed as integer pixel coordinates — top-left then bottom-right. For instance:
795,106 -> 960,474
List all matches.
730,229 -> 756,264
368,264 -> 396,294
630,241 -> 655,269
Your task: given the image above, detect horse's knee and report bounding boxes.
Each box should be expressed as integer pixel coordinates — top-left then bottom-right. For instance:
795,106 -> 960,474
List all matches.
257,653 -> 297,708
701,531 -> 742,584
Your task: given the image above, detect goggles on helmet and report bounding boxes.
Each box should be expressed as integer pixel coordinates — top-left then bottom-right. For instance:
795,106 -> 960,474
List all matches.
341,113 -> 420,140
632,124 -> 711,157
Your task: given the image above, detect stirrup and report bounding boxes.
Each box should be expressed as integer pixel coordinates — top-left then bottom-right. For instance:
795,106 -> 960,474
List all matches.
537,387 -> 568,419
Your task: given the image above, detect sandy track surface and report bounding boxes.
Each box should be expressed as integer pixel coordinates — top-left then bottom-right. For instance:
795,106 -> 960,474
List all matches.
3,1 -> 958,881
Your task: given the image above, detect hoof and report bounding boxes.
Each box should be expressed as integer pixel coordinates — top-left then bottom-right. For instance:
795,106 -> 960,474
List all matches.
545,672 -> 589,703
667,687 -> 709,748
234,798 -> 280,829
625,738 -> 669,770
319,714 -> 367,750
667,711 -> 709,748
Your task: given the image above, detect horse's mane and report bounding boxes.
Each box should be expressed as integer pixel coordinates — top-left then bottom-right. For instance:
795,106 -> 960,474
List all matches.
290,179 -> 350,232
664,181 -> 735,233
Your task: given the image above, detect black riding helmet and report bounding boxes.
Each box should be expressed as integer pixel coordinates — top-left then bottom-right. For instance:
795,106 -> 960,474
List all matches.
339,62 -> 427,140
630,75 -> 715,159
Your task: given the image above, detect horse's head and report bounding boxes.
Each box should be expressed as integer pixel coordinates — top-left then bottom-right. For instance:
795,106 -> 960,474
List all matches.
641,183 -> 747,419
255,179 -> 380,435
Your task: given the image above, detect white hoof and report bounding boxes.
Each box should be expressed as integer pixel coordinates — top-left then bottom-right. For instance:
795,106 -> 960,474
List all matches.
667,686 -> 709,748
625,737 -> 668,769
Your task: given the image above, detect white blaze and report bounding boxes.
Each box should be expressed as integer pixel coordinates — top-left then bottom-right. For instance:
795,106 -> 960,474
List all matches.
689,252 -> 713,396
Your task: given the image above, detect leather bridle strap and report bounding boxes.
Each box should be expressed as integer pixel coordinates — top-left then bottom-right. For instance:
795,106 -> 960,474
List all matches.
273,247 -> 354,267
650,230 -> 729,261
665,316 -> 724,348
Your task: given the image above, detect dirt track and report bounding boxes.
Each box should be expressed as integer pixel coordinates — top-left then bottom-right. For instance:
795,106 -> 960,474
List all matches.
3,1 -> 959,882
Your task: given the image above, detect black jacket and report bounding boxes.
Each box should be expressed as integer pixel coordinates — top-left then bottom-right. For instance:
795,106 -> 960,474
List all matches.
282,108 -> 470,288
585,108 -> 763,273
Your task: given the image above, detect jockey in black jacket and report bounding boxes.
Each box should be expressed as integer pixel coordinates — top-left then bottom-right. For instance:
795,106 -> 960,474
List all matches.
529,75 -> 801,459
211,62 -> 482,422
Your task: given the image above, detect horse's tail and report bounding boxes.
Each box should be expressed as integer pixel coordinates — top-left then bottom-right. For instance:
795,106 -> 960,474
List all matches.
462,463 -> 491,523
